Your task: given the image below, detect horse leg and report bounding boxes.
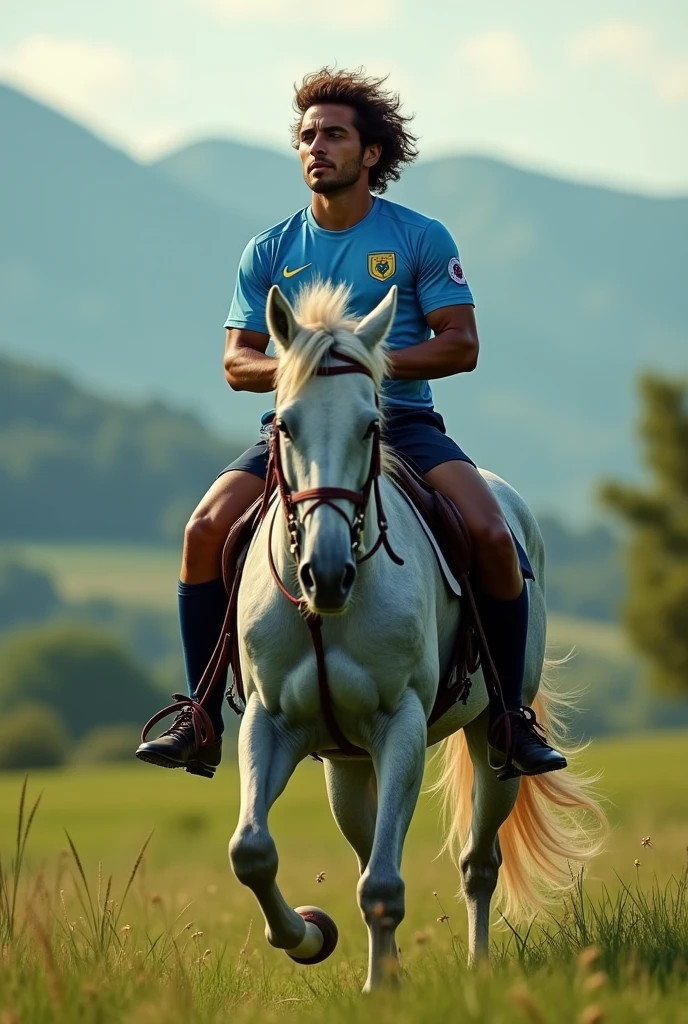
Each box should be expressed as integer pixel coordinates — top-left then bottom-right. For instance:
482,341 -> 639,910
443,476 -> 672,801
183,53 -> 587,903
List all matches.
460,711 -> 520,964
228,694 -> 330,961
323,759 -> 377,873
358,690 -> 427,993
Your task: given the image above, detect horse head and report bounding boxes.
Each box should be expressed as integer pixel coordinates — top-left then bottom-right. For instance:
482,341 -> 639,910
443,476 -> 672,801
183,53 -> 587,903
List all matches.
266,281 -> 397,614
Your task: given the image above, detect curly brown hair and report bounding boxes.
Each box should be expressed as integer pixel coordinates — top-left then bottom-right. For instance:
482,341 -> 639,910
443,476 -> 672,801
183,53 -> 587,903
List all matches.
291,67 -> 418,194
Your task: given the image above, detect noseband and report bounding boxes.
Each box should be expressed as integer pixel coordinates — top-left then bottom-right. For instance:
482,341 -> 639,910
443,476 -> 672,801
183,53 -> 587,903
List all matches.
263,351 -> 403,611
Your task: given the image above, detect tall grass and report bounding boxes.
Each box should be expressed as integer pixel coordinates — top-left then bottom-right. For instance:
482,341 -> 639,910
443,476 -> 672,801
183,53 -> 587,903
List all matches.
502,866 -> 688,981
0,776 -> 41,946
1,778 -> 687,1023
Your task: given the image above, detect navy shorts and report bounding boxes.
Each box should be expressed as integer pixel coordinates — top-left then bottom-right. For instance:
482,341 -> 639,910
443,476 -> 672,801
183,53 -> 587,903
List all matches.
222,407 -> 475,480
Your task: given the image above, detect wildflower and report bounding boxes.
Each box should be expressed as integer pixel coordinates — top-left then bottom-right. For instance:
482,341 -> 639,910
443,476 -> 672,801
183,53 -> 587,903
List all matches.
634,859 -> 641,868
641,836 -> 652,848
584,972 -> 607,992
579,1006 -> 604,1024
577,946 -> 602,971
509,985 -> 546,1024
191,930 -> 204,941
414,930 -> 429,944
437,914 -> 450,924
316,872 -> 326,884
120,924 -> 131,935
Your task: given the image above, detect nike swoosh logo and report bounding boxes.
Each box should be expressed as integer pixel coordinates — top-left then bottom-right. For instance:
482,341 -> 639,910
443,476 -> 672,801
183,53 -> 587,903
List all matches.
283,263 -> 312,278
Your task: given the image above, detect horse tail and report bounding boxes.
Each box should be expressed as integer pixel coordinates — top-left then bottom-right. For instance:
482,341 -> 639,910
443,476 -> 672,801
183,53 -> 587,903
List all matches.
432,659 -> 608,921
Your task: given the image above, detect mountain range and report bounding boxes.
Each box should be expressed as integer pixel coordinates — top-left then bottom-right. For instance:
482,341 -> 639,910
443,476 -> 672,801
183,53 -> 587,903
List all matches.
1,82 -> 686,518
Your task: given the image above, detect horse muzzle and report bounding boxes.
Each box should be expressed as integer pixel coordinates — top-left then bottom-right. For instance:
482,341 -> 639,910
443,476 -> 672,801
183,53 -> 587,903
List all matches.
299,556 -> 357,614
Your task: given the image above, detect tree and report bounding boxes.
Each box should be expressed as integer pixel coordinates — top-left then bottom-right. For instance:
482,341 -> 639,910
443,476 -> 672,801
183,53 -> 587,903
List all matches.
600,373 -> 688,694
0,622 -> 161,737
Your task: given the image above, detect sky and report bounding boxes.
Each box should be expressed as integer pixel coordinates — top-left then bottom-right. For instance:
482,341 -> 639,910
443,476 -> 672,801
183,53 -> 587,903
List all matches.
2,0 -> 687,195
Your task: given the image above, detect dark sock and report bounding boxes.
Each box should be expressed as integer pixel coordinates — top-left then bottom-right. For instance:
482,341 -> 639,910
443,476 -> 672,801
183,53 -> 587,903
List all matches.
178,578 -> 228,735
476,584 -> 529,723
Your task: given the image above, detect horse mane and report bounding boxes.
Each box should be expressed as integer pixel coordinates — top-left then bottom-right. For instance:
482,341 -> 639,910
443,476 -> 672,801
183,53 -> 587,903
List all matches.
275,280 -> 389,401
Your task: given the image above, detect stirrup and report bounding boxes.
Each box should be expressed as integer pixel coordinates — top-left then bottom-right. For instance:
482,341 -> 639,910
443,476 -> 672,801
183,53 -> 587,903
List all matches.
139,694 -> 217,749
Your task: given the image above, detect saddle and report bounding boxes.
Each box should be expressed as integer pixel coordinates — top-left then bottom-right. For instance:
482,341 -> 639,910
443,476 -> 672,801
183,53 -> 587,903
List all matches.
188,460 -> 510,753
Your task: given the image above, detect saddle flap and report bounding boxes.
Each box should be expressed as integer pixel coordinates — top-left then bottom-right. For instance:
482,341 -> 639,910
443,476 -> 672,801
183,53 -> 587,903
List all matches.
222,493 -> 265,592
392,460 -> 473,582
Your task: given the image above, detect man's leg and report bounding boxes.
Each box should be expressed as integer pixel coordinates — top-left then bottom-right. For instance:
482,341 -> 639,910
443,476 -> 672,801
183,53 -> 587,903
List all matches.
424,459 -> 565,778
179,470 -> 265,726
136,469 -> 264,775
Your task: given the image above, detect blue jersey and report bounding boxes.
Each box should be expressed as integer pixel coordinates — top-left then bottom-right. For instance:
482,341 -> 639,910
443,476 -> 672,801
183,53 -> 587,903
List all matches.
225,197 -> 474,409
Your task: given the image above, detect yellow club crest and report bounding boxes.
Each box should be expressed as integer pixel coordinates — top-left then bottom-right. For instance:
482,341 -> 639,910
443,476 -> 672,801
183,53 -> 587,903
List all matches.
368,252 -> 396,281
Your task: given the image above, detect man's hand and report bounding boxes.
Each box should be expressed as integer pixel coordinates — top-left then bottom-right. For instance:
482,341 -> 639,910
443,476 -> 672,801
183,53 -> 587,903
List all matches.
388,305 -> 479,381
224,328 -> 277,393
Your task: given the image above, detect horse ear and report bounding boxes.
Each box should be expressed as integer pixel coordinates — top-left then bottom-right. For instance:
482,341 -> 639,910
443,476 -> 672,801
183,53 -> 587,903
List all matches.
354,285 -> 397,350
266,285 -> 299,352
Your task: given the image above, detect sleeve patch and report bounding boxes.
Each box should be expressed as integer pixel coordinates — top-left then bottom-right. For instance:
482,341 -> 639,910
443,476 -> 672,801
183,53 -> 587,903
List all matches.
448,257 -> 467,285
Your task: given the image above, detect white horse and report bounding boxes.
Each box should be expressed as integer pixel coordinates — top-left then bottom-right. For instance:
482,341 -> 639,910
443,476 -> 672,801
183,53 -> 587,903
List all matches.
229,281 -> 605,992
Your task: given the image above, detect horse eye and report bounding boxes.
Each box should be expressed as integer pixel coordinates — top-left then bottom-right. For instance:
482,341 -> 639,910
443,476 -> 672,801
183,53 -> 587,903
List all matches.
363,420 -> 379,440
277,419 -> 292,439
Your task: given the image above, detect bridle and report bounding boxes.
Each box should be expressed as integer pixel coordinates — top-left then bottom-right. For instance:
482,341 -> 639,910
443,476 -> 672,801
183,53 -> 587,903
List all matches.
259,350 -> 404,755
263,351 -> 403,612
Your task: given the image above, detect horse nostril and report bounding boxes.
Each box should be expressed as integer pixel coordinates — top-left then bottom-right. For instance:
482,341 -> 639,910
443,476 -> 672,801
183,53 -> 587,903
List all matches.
341,562 -> 356,593
299,562 -> 315,592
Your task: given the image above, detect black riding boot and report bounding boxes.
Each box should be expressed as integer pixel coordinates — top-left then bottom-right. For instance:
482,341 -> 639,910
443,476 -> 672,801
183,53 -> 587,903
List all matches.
136,577 -> 228,778
477,585 -> 567,781
136,705 -> 222,779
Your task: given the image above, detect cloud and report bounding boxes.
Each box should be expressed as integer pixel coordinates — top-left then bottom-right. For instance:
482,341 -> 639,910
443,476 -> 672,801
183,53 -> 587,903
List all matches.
0,36 -> 135,115
572,21 -> 688,104
0,36 -> 182,121
457,32 -> 539,96
658,63 -> 688,103
202,0 -> 393,28
571,21 -> 652,69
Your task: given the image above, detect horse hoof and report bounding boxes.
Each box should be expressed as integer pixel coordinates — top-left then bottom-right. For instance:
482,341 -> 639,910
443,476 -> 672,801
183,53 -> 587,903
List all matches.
286,906 -> 338,965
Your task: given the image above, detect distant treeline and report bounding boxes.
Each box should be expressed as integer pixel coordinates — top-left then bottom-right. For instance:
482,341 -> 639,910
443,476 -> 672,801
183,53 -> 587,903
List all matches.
0,356 -> 247,543
1,354 -> 624,618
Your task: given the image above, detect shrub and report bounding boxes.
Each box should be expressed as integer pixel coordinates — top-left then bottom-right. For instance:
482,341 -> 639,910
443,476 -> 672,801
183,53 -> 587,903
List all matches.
0,622 -> 161,737
0,560 -> 60,631
72,724 -> 141,764
0,702 -> 70,770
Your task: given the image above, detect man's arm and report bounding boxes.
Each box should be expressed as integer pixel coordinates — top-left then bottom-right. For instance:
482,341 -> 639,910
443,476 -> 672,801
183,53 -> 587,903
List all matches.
388,304 -> 479,381
224,328 -> 277,392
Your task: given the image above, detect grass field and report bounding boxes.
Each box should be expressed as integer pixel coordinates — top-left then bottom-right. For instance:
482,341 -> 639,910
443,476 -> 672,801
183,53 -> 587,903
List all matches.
1,731 -> 687,1022
6,542 -> 182,611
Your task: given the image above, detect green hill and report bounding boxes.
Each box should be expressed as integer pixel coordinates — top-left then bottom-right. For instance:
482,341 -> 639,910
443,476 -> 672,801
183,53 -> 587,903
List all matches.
0,355 -> 246,542
2,83 -> 687,516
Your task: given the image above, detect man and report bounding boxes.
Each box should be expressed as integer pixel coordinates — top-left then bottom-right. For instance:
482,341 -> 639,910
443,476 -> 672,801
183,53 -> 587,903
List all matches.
136,67 -> 565,780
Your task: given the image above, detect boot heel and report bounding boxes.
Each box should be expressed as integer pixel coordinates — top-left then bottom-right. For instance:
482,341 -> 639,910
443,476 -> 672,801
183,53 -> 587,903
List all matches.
186,763 -> 216,779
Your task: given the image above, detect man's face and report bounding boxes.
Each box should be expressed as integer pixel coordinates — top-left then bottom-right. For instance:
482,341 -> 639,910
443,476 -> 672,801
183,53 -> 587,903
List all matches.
298,104 -> 379,194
